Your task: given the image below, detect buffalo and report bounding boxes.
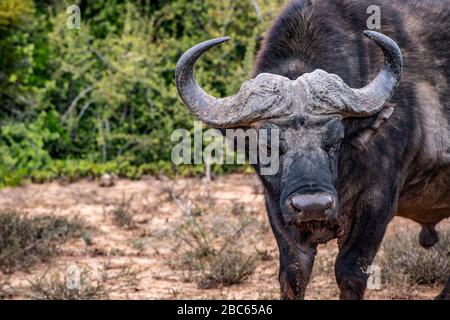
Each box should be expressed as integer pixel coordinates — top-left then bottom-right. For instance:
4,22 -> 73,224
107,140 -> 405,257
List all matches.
175,0 -> 450,299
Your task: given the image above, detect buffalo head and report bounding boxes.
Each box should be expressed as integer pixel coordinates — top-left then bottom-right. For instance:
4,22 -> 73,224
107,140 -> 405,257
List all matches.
175,31 -> 403,233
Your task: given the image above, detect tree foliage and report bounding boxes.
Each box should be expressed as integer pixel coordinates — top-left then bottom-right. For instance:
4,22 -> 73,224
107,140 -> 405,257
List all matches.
0,0 -> 286,186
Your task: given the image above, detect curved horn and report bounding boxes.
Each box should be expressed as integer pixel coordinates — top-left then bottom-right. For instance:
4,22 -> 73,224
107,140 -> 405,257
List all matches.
347,30 -> 403,116
176,38 -> 294,127
175,37 -> 248,128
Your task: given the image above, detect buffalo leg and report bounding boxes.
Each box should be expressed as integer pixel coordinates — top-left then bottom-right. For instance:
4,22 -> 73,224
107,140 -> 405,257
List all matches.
335,194 -> 394,300
278,240 -> 317,299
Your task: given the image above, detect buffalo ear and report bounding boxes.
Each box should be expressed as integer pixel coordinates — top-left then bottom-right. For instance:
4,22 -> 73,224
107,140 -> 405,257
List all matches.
348,104 -> 395,149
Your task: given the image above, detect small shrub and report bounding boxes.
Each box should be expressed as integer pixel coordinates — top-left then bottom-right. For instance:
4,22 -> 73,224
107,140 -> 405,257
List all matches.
0,211 -> 85,274
106,194 -> 137,230
198,249 -> 257,289
103,261 -> 141,289
82,231 -> 93,246
130,238 -> 146,254
379,228 -> 450,285
28,262 -> 141,300
28,269 -> 107,300
168,186 -> 262,289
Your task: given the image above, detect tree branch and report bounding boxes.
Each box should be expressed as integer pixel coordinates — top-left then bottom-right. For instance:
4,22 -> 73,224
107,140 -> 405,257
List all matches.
62,86 -> 93,121
252,0 -> 263,22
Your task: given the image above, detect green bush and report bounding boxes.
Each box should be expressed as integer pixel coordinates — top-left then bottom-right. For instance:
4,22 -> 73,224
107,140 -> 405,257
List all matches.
0,0 -> 285,187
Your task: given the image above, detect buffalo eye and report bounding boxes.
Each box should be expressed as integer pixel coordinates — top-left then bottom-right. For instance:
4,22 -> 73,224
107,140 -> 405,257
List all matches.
323,120 -> 344,152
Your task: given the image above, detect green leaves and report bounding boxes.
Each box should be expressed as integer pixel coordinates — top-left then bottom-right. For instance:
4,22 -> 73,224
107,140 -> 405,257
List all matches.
0,112 -> 61,186
0,0 -> 34,29
0,0 -> 286,186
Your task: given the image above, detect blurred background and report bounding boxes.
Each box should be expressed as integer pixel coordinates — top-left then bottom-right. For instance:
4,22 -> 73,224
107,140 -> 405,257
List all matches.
0,0 -> 288,187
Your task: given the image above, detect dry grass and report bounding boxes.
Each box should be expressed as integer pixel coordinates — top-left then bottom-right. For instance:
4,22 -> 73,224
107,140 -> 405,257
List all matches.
0,175 -> 447,299
28,268 -> 107,300
165,183 -> 264,289
197,249 -> 258,289
0,211 -> 85,274
379,228 -> 450,286
27,262 -> 141,300
0,278 -> 14,299
105,194 -> 138,230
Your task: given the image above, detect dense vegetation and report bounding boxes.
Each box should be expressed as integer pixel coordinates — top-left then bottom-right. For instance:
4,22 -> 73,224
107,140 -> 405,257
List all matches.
0,0 -> 286,187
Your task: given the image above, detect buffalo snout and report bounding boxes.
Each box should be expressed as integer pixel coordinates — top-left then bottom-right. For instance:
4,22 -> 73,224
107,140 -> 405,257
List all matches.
285,193 -> 336,223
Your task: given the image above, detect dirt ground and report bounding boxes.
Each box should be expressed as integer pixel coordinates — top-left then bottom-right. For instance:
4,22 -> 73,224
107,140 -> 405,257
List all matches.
0,174 -> 448,300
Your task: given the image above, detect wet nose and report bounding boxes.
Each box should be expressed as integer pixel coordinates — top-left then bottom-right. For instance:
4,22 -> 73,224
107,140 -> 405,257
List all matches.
290,193 -> 334,221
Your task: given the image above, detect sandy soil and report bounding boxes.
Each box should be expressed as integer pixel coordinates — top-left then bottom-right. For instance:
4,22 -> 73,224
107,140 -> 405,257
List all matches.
0,174 -> 447,300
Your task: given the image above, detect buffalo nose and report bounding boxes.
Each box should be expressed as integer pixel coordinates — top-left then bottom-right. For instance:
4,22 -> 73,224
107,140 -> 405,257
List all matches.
290,193 -> 334,217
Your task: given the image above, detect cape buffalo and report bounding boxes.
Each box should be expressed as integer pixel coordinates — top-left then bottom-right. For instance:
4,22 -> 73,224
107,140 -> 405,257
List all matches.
175,0 -> 450,299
